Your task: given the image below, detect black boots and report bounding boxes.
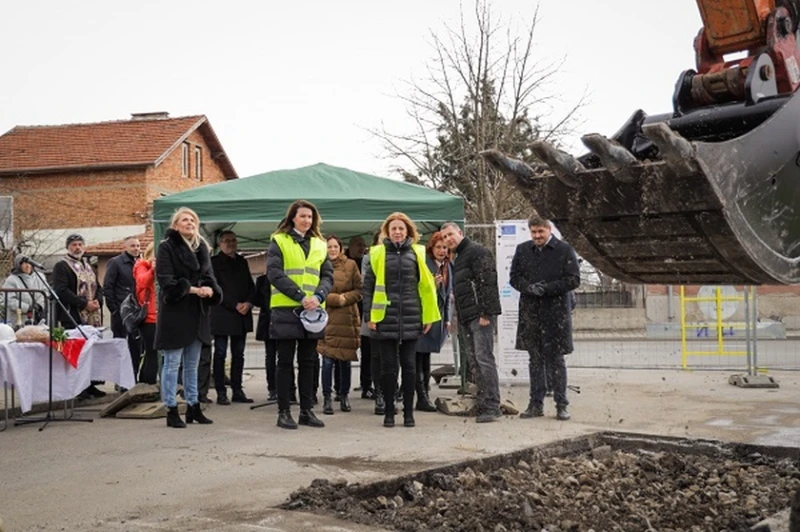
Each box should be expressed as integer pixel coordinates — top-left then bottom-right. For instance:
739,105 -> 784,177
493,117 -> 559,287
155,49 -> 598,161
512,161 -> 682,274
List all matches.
185,403 -> 213,424
520,403 -> 545,419
298,409 -> 325,428
415,353 -> 437,411
404,411 -> 415,428
277,410 -> 298,430
166,406 -> 186,428
231,390 -> 254,403
323,394 -> 334,415
340,393 -> 351,412
374,393 -> 386,415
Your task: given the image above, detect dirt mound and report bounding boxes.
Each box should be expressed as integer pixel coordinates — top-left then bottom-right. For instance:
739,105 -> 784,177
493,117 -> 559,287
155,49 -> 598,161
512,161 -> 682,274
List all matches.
284,446 -> 800,531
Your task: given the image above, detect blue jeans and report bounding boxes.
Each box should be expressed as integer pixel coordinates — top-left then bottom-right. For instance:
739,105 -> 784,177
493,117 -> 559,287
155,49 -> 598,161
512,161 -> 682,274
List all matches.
321,356 -> 351,397
161,339 -> 202,408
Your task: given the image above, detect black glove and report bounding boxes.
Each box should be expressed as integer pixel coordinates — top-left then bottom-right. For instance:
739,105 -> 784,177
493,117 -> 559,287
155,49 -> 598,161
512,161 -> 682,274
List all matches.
527,282 -> 546,297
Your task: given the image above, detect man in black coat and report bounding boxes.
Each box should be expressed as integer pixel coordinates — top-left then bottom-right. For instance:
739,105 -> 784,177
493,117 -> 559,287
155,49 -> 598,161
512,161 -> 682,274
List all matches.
52,233 -> 106,399
103,236 -> 142,380
209,231 -> 256,404
440,222 -> 503,423
510,215 -> 580,421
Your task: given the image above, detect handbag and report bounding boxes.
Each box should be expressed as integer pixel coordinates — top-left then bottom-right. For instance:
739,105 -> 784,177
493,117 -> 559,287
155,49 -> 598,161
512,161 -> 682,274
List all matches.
120,289 -> 150,334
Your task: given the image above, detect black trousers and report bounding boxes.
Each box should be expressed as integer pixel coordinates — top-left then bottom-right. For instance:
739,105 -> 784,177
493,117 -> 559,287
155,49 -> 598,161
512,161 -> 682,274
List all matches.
277,338 -> 318,411
528,351 -> 569,408
213,334 -> 247,393
111,311 -> 143,381
377,339 -> 417,415
359,334 -> 373,391
138,323 -> 159,385
198,343 -> 212,398
370,337 -> 381,395
264,339 -> 278,394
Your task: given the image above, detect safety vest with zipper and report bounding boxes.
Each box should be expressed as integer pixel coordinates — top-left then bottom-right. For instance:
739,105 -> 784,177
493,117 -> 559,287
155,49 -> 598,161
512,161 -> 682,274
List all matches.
369,243 -> 440,325
270,232 -> 327,309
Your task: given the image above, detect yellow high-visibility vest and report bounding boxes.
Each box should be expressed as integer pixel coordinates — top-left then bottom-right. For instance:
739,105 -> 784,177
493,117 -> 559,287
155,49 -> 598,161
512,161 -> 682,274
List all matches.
270,232 -> 327,308
369,244 -> 440,324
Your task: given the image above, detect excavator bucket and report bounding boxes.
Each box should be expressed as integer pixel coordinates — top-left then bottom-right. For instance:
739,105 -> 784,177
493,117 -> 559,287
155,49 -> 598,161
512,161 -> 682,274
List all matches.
482,92 -> 800,285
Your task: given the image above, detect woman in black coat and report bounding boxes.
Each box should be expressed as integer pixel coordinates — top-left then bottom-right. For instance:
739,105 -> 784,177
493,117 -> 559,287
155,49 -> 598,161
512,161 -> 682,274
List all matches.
156,207 -> 222,429
414,231 -> 453,412
267,200 -> 333,430
362,212 -> 440,429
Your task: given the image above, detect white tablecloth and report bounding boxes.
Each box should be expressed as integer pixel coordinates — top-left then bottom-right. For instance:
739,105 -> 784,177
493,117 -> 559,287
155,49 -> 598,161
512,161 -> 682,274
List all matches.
0,338 -> 135,412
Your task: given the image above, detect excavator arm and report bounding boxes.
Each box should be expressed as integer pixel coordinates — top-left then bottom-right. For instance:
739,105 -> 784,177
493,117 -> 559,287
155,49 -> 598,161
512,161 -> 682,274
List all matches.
483,0 -> 800,285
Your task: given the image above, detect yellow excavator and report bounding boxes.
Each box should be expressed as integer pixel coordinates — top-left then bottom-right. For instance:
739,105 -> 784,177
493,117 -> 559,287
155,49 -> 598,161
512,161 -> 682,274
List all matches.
483,0 -> 800,285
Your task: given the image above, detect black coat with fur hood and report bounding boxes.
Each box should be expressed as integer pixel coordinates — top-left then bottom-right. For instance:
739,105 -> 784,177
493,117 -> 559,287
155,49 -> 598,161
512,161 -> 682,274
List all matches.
155,229 -> 223,350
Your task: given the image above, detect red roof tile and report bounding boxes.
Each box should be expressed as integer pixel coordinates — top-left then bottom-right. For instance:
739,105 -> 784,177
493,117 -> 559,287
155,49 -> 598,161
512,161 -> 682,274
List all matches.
0,114 -> 237,177
84,230 -> 154,257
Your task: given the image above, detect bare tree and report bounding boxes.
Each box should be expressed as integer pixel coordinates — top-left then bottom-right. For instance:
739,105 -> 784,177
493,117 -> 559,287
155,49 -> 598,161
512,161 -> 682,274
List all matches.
374,0 -> 585,238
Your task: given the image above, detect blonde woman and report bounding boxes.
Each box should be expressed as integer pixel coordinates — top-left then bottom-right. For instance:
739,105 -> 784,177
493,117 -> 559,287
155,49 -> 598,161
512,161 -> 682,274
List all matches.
156,207 -> 222,428
362,212 -> 440,428
133,242 -> 158,384
267,200 -> 334,430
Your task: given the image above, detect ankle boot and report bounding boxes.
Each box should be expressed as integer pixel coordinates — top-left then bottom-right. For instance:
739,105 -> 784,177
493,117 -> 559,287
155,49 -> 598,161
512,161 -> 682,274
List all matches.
186,403 -> 213,424
298,409 -> 325,428
166,406 -> 186,428
383,414 -> 395,427
374,393 -> 386,415
404,411 -> 415,428
277,410 -> 298,429
322,394 -> 334,415
340,393 -> 351,412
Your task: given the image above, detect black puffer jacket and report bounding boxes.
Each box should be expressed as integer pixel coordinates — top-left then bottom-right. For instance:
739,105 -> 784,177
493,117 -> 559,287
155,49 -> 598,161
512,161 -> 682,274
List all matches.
155,229 -> 223,350
451,237 -> 501,324
362,238 -> 423,341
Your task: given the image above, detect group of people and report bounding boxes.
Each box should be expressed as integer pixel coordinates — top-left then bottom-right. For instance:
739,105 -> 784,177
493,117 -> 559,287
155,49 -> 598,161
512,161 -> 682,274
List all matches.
1,199 -> 582,431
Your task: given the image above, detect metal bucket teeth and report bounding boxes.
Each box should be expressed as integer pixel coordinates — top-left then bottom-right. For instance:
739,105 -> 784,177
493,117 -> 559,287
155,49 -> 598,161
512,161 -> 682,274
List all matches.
642,122 -> 699,176
529,141 -> 584,189
580,134 -> 641,183
489,91 -> 800,284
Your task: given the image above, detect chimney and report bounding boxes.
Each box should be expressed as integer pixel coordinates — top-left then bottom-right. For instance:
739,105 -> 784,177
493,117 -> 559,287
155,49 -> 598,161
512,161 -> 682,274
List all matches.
130,112 -> 170,120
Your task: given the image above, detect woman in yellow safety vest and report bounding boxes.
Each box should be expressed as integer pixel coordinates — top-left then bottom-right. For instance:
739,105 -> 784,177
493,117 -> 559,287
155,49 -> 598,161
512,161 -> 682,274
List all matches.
267,200 -> 334,430
362,212 -> 441,429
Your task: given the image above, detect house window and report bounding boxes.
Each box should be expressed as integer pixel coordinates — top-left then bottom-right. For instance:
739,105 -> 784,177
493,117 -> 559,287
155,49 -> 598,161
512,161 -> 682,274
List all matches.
181,143 -> 190,178
194,146 -> 202,181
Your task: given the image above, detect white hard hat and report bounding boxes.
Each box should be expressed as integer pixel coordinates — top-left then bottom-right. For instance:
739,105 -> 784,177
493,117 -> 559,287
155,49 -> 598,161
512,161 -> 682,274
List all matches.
0,323 -> 16,342
298,308 -> 328,334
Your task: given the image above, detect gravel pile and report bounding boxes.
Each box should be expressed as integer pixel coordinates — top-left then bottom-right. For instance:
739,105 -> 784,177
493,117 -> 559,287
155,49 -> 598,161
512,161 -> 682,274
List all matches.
284,446 -> 800,531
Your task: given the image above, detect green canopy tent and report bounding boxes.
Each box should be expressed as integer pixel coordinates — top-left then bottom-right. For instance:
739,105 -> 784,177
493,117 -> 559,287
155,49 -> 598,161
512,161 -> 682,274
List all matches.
152,163 -> 465,250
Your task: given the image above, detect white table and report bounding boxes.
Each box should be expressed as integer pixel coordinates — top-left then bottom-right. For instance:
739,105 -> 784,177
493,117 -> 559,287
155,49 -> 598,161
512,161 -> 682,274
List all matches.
0,338 -> 135,414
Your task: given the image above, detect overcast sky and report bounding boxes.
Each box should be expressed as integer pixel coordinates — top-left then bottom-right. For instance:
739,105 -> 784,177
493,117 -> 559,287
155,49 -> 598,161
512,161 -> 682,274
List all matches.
1,1 -> 702,179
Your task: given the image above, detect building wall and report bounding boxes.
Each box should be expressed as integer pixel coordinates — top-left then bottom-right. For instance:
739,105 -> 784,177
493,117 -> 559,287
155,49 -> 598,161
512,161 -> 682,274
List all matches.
1,128 -> 230,258
147,129 -> 227,201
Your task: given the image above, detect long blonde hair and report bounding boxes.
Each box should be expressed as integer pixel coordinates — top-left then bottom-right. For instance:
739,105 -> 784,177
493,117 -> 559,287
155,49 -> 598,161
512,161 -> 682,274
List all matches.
170,207 -> 203,250
379,212 -> 419,243
142,242 -> 155,261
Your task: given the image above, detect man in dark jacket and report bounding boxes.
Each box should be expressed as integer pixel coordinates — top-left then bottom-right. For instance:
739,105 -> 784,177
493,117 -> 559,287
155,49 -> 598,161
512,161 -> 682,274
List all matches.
440,222 -> 502,423
510,215 -> 580,421
52,233 -> 105,399
103,236 -> 141,379
210,231 -> 256,404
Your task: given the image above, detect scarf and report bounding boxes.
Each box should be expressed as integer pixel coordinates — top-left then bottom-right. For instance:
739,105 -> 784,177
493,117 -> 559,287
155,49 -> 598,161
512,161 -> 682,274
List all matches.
63,254 -> 101,327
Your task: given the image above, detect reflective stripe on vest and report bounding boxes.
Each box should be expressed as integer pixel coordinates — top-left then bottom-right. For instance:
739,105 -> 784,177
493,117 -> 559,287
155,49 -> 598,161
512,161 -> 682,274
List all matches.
369,243 -> 441,325
270,232 -> 327,308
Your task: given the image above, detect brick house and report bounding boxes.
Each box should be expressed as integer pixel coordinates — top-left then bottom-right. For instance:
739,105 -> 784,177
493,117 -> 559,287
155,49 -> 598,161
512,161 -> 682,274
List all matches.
0,112 -> 237,271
